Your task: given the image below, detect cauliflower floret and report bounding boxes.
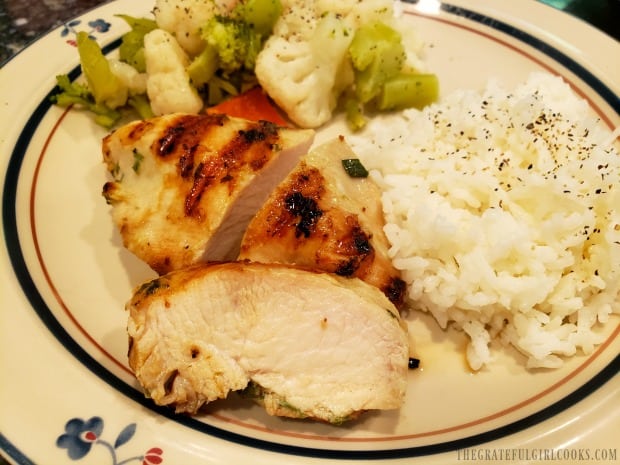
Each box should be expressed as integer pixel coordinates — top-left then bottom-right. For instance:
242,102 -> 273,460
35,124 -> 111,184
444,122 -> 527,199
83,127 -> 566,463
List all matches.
143,29 -> 203,115
108,59 -> 147,96
153,0 -> 238,56
256,9 -> 355,128
255,0 -> 400,128
269,0 -> 316,40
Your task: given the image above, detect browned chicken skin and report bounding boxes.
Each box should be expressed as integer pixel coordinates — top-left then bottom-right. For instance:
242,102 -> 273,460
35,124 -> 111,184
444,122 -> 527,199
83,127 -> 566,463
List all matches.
101,113 -> 314,274
239,137 -> 406,307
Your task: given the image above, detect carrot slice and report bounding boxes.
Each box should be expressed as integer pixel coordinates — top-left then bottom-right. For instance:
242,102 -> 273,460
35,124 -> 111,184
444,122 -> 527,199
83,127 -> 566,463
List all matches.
206,86 -> 289,126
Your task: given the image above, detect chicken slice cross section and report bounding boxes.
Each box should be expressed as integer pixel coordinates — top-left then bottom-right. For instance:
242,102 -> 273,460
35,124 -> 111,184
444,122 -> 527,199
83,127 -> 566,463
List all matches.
127,261 -> 409,423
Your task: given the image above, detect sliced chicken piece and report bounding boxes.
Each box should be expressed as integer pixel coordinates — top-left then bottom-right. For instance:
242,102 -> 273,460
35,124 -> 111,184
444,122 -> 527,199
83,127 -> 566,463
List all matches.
239,136 -> 406,307
127,261 -> 409,423
101,113 -> 314,274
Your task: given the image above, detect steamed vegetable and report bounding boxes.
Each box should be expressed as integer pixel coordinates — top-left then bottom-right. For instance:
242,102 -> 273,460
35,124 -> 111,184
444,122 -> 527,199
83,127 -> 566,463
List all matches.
378,73 -> 439,111
117,15 -> 157,73
186,45 -> 219,88
201,16 -> 261,74
51,32 -> 130,128
51,74 -> 121,128
346,21 -> 439,129
202,0 -> 281,73
127,94 -> 155,120
189,0 -> 282,101
50,0 -> 438,130
254,4 -> 357,128
344,94 -> 367,131
76,31 -> 127,109
143,28 -> 203,115
206,86 -> 288,125
152,0 -> 231,56
255,0 -> 438,130
240,0 -> 282,35
349,21 -> 406,104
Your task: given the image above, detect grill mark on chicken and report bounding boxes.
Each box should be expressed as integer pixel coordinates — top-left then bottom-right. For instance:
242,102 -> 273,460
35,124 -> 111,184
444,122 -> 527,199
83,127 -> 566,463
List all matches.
155,113 -> 226,158
158,124 -> 187,157
184,162 -> 212,219
184,119 -> 281,217
385,278 -> 407,308
126,119 -> 155,143
284,191 -> 323,238
178,144 -> 199,179
334,225 -> 372,276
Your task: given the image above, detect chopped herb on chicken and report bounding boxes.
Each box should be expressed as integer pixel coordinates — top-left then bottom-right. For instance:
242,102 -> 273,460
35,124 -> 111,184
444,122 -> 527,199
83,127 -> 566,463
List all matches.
341,158 -> 369,178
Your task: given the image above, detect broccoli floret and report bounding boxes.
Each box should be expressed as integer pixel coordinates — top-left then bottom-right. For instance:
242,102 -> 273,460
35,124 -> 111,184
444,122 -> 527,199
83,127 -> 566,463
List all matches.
349,21 -> 406,103
344,20 -> 439,130
238,0 -> 282,36
202,16 -> 259,74
200,0 -> 281,75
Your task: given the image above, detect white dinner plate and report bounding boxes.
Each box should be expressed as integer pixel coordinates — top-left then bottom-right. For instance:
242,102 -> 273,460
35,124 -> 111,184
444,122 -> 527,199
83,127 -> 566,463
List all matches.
1,0 -> 618,464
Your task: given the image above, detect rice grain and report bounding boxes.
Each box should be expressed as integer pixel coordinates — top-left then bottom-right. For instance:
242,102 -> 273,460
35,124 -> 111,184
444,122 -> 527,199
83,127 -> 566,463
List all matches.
349,72 -> 620,370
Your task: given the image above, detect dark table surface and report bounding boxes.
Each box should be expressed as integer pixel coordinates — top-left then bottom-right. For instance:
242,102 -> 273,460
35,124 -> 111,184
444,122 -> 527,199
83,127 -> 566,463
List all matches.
0,0 -> 617,464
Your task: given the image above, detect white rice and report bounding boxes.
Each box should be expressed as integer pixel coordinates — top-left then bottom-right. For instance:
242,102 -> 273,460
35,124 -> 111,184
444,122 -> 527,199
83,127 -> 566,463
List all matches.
348,72 -> 620,370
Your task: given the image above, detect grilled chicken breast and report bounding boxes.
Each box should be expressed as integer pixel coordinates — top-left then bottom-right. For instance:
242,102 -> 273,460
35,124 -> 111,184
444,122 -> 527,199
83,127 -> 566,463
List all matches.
102,113 -> 314,274
239,137 -> 406,307
127,261 -> 409,423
